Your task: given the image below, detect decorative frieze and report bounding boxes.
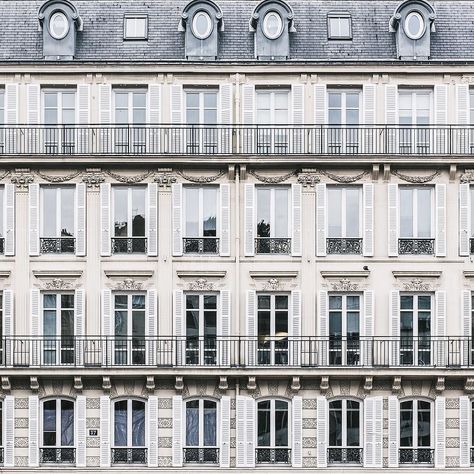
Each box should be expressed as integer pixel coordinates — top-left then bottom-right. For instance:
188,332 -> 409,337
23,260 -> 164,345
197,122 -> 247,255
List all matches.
248,168 -> 297,184
176,169 -> 225,183
331,279 -> 359,291
460,169 -> 474,183
10,168 -> 33,189
188,278 -> 214,291
391,169 -> 441,183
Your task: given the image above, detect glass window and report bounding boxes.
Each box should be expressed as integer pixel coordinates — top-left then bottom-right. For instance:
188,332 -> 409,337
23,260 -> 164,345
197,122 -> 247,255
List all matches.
43,90 -> 75,125
113,399 -> 146,448
49,12 -> 69,39
256,186 -> 289,239
124,16 -> 148,40
0,186 -> 3,239
256,90 -> 289,125
399,90 -> 431,126
192,11 -> 213,40
185,90 -> 217,125
262,11 -> 283,40
404,11 -> 425,40
328,90 -> 360,126
399,187 -> 433,238
114,90 -> 146,124
470,186 -> 474,238
257,400 -> 289,449
327,186 -> 361,238
328,14 -> 352,39
41,186 -> 75,238
185,399 -> 217,448
329,399 -> 361,447
400,400 -> 431,448
42,399 -> 74,448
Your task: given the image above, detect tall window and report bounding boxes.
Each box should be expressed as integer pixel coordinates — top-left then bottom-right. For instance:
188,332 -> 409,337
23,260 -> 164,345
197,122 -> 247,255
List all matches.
329,294 -> 360,366
256,186 -> 290,254
0,186 -> 3,254
41,186 -> 75,253
0,90 -> 5,152
184,399 -> 218,464
113,294 -> 145,365
42,293 -> 74,365
185,294 -> 217,365
257,294 -> 288,365
0,293 -> 2,366
112,399 -> 146,464
112,186 -> 146,253
470,186 -> 474,243
327,90 -> 360,152
399,400 -> 433,464
41,399 -> 75,464
328,399 -> 362,465
400,294 -> 432,366
256,400 -> 290,464
184,186 -> 218,254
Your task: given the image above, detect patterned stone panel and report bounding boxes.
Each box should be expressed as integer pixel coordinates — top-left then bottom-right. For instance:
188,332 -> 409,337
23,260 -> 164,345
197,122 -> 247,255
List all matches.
230,418 -> 236,429
383,437 -> 388,448
15,417 -> 28,428
15,456 -> 28,467
303,418 -> 317,429
383,418 -> 388,429
383,398 -> 388,410
303,457 -> 317,467
446,437 -> 460,448
87,456 -> 100,467
303,437 -> 316,448
230,457 -> 236,468
230,437 -> 236,448
446,456 -> 460,467
303,399 -> 317,409
383,457 -> 388,468
158,437 -> 172,448
446,398 -> 459,409
87,437 -> 100,448
158,398 -> 172,409
158,418 -> 172,428
446,418 -> 459,429
87,417 -> 100,428
14,437 -> 28,448
15,398 -> 28,409
158,456 -> 172,467
86,398 -> 100,409
231,398 -> 236,410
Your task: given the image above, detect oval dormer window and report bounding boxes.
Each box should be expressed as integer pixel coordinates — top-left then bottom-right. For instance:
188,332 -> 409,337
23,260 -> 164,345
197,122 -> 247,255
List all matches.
404,11 -> 425,40
262,11 -> 283,40
192,10 -> 213,40
49,11 -> 69,39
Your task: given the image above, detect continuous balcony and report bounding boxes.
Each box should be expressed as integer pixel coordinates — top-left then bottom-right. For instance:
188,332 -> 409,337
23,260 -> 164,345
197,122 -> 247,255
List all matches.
1,124 -> 474,157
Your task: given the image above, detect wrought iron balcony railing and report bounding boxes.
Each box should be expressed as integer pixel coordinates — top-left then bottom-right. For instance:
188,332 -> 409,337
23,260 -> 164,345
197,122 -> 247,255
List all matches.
3,123 -> 474,156
399,448 -> 434,465
255,237 -> 291,254
111,448 -> 147,465
183,447 -> 219,464
111,237 -> 147,254
327,447 -> 363,465
255,448 -> 291,464
327,238 -> 363,255
470,238 -> 474,255
0,238 -> 4,255
470,447 -> 474,465
40,237 -> 75,254
183,237 -> 219,254
40,447 -> 75,464
0,446 -> 4,465
398,238 -> 435,255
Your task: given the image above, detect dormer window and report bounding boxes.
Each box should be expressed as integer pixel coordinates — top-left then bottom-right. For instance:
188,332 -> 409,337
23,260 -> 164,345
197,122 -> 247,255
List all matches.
328,12 -> 352,40
404,11 -> 425,40
49,11 -> 69,39
262,11 -> 283,40
124,15 -> 148,40
192,11 -> 213,40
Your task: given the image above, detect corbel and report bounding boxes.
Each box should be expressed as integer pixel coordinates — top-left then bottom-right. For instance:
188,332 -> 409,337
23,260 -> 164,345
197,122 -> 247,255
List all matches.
435,377 -> 445,393
364,376 -> 373,393
30,376 -> 39,392
465,377 -> 474,393
320,376 -> 329,393
228,164 -> 235,181
240,164 -> 247,181
290,376 -> 300,392
146,376 -> 155,393
372,164 -> 380,181
247,376 -> 257,391
392,376 -> 402,394
449,164 -> 457,182
102,376 -> 111,393
383,163 -> 391,181
175,376 -> 184,392
1,376 -> 10,392
74,376 -> 83,392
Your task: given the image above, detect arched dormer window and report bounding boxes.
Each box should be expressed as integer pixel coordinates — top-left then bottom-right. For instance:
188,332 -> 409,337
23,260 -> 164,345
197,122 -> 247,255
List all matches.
389,0 -> 436,60
179,0 -> 224,60
249,0 -> 296,60
38,0 -> 82,60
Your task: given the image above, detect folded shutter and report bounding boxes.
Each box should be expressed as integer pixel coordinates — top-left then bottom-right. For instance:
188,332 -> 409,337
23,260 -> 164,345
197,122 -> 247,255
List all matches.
76,395 -> 87,467
244,183 -> 255,256
5,84 -> 18,153
100,183 -> 111,256
316,396 -> 328,467
363,290 -> 374,366
245,396 -> 256,468
147,84 -> 162,153
291,290 -> 301,366
170,84 -> 183,153
434,84 -> 448,153
4,183 -> 15,256
236,395 -> 246,467
220,183 -> 231,256
459,396 -> 470,467
388,183 -> 399,256
220,395 -> 231,468
462,290 -> 472,366
75,183 -> 86,256
219,83 -> 233,153
148,395 -> 158,467
147,183 -> 158,256
388,396 -> 399,468
456,84 -> 470,153
373,396 -> 383,467
363,84 -> 376,153
435,183 -> 447,257
314,84 -> 327,153
28,183 -> 40,256
435,397 -> 446,468
3,289 -> 12,366
318,290 -> 328,366
101,289 -> 112,366
172,395 -> 183,467
316,183 -> 327,256
435,290 -> 447,367
385,84 -> 398,153
171,183 -> 183,256
27,84 -> 40,153
459,183 -> 470,256
363,183 -> 374,256
291,183 -> 302,256
291,84 -> 305,153
174,289 -> 184,366
292,396 -> 303,467
390,290 -> 400,366
147,289 -> 157,365
30,289 -> 40,366
99,84 -> 111,153
75,289 -> 85,366
77,84 -> 90,154
100,396 -> 111,467
4,395 -> 14,467
242,84 -> 255,153
364,397 -> 375,467
246,290 -> 257,366
28,395 -> 39,467
219,290 -> 230,366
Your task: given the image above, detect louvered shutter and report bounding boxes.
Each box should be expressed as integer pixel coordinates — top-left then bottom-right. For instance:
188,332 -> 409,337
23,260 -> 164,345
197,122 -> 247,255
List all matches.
4,395 -> 14,467
100,396 -> 111,467
435,397 -> 446,468
76,395 -> 87,467
456,84 -> 470,153
27,84 -> 40,153
101,289 -> 112,367
174,289 -> 184,366
435,290 -> 447,367
316,396 -> 327,467
220,395 -> 231,468
220,183 -> 231,256
246,290 -> 257,366
99,84 -> 111,153
316,183 -> 327,256
75,183 -> 86,256
75,289 -> 85,366
219,83 -> 233,153
236,396 -> 246,467
390,290 -> 400,366
100,183 -> 111,256
363,290 -> 374,366
435,85 -> 448,153
147,183 -> 158,256
242,84 -> 255,153
388,396 -> 399,468
4,183 -> 15,256
5,83 -> 18,154
3,289 -> 12,366
385,84 -> 398,153
77,84 -> 90,154
459,183 -> 470,256
30,289 -> 40,366
244,183 -> 255,256
148,395 -> 158,467
172,395 -> 183,467
388,184 -> 399,256
462,290 -> 472,366
147,84 -> 162,153
364,397 -> 375,467
291,84 -> 305,153
291,290 -> 301,366
29,395 -> 39,467
314,84 -> 327,153
363,84 -> 376,153
28,183 -> 40,256
171,183 -> 183,256
435,183 -> 447,257
363,183 -> 374,256
291,183 -> 302,256
147,289 -> 157,365
170,84 -> 183,153
292,396 -> 303,467
318,290 -> 328,366
219,290 -> 230,366
373,397 -> 383,467
459,396 -> 470,467
245,396 -> 256,468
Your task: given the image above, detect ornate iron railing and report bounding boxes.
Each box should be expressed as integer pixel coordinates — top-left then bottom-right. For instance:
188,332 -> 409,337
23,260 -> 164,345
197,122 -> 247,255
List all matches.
399,448 -> 435,464
398,238 -> 435,255
255,237 -> 291,254
40,237 -> 75,254
326,238 -> 363,255
0,446 -> 4,464
183,447 -> 219,464
255,447 -> 291,464
327,447 -> 363,465
40,447 -> 75,464
111,237 -> 147,254
470,447 -> 474,465
0,238 -> 4,255
111,448 -> 147,464
470,238 -> 474,255
183,237 -> 219,254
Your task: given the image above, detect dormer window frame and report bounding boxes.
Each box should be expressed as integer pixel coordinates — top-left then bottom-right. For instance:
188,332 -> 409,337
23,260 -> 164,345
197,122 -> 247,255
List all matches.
123,14 -> 148,41
192,10 -> 213,40
327,12 -> 352,41
262,10 -> 284,40
49,10 -> 70,40
404,10 -> 426,40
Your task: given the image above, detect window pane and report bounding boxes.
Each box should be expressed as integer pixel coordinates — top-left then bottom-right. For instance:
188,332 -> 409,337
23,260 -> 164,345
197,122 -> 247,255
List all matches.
185,187 -> 199,237
114,188 -> 128,237
417,188 -> 432,238
132,187 -> 146,237
400,405 -> 413,447
418,405 -> 431,447
186,401 -> 199,446
0,188 -> 3,237
347,405 -> 360,446
257,188 -> 271,237
132,401 -> 145,446
60,187 -> 74,237
61,400 -> 74,446
400,188 -> 413,238
275,406 -> 288,446
346,188 -> 360,237
204,401 -> 217,446
329,407 -> 342,446
257,405 -> 270,446
274,188 -> 288,238
203,187 -> 217,236
43,187 -> 57,237
327,188 -> 342,237
43,400 -> 56,446
114,401 -> 127,446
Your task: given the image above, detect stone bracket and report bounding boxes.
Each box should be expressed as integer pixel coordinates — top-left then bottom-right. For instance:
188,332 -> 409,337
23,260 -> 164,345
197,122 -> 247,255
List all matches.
219,376 -> 228,391
1,376 -> 10,392
247,376 -> 257,391
175,376 -> 184,392
146,376 -> 155,393
102,376 -> 111,392
392,376 -> 402,394
74,376 -> 83,392
364,376 -> 373,393
435,377 -> 445,393
320,376 -> 329,393
30,376 -> 39,392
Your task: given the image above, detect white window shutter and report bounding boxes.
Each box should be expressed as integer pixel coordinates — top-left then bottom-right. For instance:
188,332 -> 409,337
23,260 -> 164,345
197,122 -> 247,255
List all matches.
147,289 -> 157,365
174,289 -> 184,366
319,290 -> 328,366
99,84 -> 112,153
291,290 -> 301,366
244,183 -> 255,256
77,84 -> 90,154
316,183 -> 327,256
435,397 -> 446,468
245,396 -> 256,468
171,183 -> 183,256
5,83 -> 18,125
436,290 -> 447,367
148,395 -> 158,467
388,183 -> 399,256
31,288 -> 40,366
29,395 -> 39,467
242,84 -> 255,153
101,289 -> 112,367
172,395 -> 183,467
434,84 -> 448,124
246,290 -> 256,366
27,84 -> 40,153
219,289 -> 231,366
316,396 -> 328,468
147,84 -> 162,153
390,290 -> 400,366
462,290 -> 472,366
219,84 -> 233,153
28,183 -> 40,256
75,183 -> 86,256
220,183 -> 231,256
314,84 -> 327,153
291,84 -> 305,153
373,397 -> 383,467
236,395 -> 246,467
75,289 -> 85,366
363,290 -> 374,366
363,183 -> 374,256
291,183 -> 302,256
388,396 -> 399,468
435,183 -> 447,257
385,84 -> 398,124
147,183 -> 158,256
170,84 -> 183,153
100,396 -> 111,467
220,395 -> 231,468
457,84 -> 469,125
4,183 -> 15,256
100,183 -> 111,256
364,397 -> 375,467
459,396 -> 470,467
459,183 -> 470,256
4,395 -> 14,467
363,84 -> 376,124
76,395 -> 87,467
292,396 -> 303,467
3,289 -> 12,366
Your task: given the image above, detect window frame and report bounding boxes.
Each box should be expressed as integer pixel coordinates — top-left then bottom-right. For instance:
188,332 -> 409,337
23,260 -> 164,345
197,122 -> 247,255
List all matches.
256,398 -> 290,449
191,10 -> 213,40
113,88 -> 147,125
327,89 -> 361,126
42,88 -> 76,125
255,88 -> 290,126
262,11 -> 284,40
41,398 -> 75,449
184,398 -> 219,449
399,398 -> 433,449
398,89 -> 433,125
183,185 -> 219,239
112,398 -> 147,448
327,12 -> 352,40
184,88 -> 218,125
326,185 -> 362,239
40,185 -> 76,239
404,11 -> 426,40
49,11 -> 70,40
328,398 -> 362,448
255,186 -> 291,239
123,15 -> 148,41
0,185 -> 4,240
399,185 -> 434,239
112,185 -> 147,239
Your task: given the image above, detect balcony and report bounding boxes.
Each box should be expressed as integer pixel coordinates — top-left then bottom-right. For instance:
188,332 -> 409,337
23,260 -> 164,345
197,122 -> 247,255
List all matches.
40,237 -> 75,254
327,447 -> 363,465
111,448 -> 147,465
399,448 -> 434,465
255,237 -> 291,254
471,447 -> 474,465
470,238 -> 474,255
183,447 -> 219,464
2,124 -> 474,157
0,238 -> 4,255
255,448 -> 291,464
111,237 -> 147,254
399,238 -> 435,255
40,447 -> 75,464
183,237 -> 219,254
326,238 -> 363,255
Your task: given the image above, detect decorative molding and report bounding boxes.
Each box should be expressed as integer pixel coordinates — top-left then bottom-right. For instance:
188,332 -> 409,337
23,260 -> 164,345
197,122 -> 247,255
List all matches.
102,376 -> 111,392
35,170 -> 82,183
11,168 -> 34,188
465,377 -> 474,393
321,270 -> 370,279
154,170 -> 177,187
0,271 -> 11,279
248,168 -> 297,184
176,169 -> 226,183
249,271 -> 298,292
460,169 -> 474,183
1,376 -> 10,392
82,169 -> 105,188
115,279 -> 143,291
320,376 -> 329,393
104,270 -> 153,279
393,271 -> 441,279
463,271 -> 474,279
30,377 -> 39,392
247,376 -> 257,391
249,271 -> 298,279
175,376 -> 184,392
330,279 -> 359,292
290,376 -> 300,392
392,376 -> 402,394
44,278 -> 73,290
391,169 -> 441,184
188,278 -> 214,291
0,170 -> 11,181
319,169 -> 369,184
33,270 -> 83,280
104,169 -> 153,184
263,278 -> 281,291
219,376 -> 228,391
74,376 -> 83,392
177,270 -> 226,279
402,278 -> 431,291
364,376 -> 373,393
146,376 -> 155,393
297,172 -> 320,187
435,377 -> 445,393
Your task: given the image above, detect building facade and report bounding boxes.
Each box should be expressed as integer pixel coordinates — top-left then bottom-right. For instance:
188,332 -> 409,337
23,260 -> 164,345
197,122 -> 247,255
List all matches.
0,0 -> 473,471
